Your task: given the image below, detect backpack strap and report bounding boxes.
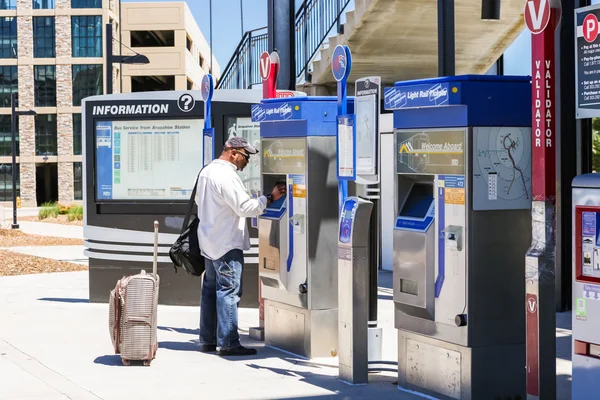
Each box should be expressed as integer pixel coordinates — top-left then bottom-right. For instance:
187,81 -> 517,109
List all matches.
181,171 -> 201,235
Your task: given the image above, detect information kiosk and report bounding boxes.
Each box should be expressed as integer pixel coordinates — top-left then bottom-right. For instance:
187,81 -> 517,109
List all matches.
252,96 -> 353,358
572,174 -> 600,399
83,89 -> 262,306
386,75 -> 532,398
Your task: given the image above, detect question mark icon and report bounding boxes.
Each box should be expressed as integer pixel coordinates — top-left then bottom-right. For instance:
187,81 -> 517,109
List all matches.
178,94 -> 195,112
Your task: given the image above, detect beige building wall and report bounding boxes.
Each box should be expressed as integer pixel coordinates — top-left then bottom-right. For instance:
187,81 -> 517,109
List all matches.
120,2 -> 219,93
0,0 -> 119,207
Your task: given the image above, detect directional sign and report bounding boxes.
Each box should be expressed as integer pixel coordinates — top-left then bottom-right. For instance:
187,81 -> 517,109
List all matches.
201,74 -> 214,102
524,0 -> 551,35
332,45 -> 350,82
260,51 -> 271,81
576,4 -> 600,118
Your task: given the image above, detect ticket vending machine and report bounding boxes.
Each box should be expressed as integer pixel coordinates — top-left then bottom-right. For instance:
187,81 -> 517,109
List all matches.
386,75 -> 532,399
253,97 -> 352,358
572,174 -> 600,399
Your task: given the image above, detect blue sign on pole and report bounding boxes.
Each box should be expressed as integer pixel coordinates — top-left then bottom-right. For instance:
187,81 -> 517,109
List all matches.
384,82 -> 450,110
201,74 -> 214,166
333,45 -> 353,211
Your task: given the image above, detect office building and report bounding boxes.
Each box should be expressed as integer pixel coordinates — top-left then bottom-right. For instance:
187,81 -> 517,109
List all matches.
120,2 -> 218,93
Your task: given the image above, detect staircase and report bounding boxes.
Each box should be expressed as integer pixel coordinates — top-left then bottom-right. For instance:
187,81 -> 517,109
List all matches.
217,0 -> 527,92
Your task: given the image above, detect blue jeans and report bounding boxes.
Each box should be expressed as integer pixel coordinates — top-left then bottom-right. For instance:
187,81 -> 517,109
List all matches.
199,249 -> 244,350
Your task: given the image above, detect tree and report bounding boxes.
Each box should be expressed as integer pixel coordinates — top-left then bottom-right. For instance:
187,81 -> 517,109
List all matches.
594,118 -> 600,172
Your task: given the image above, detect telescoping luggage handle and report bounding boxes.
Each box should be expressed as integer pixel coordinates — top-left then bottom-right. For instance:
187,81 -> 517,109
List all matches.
153,220 -> 159,277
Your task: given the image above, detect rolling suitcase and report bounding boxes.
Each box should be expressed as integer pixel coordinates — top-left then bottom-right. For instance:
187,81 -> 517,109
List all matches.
109,221 -> 160,366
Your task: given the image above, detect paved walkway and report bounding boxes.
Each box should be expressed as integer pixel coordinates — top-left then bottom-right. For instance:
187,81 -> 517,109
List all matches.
0,271 -> 421,400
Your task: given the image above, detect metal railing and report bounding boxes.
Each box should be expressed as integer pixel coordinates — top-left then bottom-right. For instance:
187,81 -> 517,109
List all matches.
217,0 -> 351,89
217,27 -> 268,90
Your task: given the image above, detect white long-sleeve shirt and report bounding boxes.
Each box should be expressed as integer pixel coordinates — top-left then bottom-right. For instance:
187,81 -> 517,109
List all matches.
195,159 -> 267,260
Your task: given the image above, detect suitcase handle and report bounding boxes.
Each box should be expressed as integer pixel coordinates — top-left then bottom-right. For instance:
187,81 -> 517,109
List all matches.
153,220 -> 159,277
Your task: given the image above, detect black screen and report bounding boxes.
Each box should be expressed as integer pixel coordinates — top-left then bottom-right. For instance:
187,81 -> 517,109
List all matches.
399,182 -> 433,218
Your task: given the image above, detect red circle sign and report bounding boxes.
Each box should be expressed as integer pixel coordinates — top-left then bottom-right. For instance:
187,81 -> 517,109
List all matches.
584,14 -> 600,43
259,51 -> 271,81
524,0 -> 551,35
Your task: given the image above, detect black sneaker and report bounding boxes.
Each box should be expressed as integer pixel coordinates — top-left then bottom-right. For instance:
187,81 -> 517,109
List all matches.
199,344 -> 217,353
217,346 -> 257,356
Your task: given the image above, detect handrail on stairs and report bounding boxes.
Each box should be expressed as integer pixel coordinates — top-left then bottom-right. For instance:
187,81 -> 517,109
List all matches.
216,0 -> 352,89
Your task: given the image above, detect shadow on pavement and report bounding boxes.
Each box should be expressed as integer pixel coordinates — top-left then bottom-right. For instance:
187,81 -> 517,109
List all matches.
159,340 -> 200,351
93,355 -> 124,366
37,297 -> 89,303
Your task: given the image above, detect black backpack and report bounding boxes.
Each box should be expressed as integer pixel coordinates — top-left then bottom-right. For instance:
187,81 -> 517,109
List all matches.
169,172 -> 206,276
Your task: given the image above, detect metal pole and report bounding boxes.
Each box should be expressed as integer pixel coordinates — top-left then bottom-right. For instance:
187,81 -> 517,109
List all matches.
210,0 -> 213,73
240,0 -> 244,36
437,0 -> 455,76
106,23 -> 113,95
10,92 -> 18,229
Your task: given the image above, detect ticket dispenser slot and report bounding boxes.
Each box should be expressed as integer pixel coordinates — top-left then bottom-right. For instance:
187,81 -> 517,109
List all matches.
393,177 -> 435,320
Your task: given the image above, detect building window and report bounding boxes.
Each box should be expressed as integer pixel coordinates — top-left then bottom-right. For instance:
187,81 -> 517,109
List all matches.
0,0 -> 16,10
131,75 -> 175,92
73,113 -> 81,155
131,30 -> 174,47
0,115 -> 18,157
71,0 -> 101,8
72,16 -> 102,58
33,17 -> 56,58
34,65 -> 56,107
73,162 -> 82,200
33,0 -> 55,9
0,17 -> 17,59
0,163 -> 19,202
186,36 -> 192,52
72,64 -> 102,106
35,114 -> 57,156
0,66 -> 17,108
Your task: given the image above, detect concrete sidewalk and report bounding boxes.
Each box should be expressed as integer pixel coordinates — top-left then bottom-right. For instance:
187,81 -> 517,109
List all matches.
0,271 -> 421,400
3,245 -> 87,265
15,221 -> 83,239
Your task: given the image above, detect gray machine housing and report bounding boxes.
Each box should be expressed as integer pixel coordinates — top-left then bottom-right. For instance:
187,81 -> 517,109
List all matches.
393,128 -> 531,399
259,135 -> 339,358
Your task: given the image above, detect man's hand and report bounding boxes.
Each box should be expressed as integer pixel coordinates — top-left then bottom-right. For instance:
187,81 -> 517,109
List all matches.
271,182 -> 286,201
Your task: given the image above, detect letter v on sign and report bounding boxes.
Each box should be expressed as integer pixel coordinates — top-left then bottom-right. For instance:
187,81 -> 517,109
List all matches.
260,51 -> 271,81
525,0 -> 551,34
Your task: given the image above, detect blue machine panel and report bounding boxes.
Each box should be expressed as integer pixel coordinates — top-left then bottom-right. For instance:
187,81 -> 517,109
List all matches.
385,75 -> 531,128
395,182 -> 435,233
339,198 -> 358,244
252,96 -> 355,137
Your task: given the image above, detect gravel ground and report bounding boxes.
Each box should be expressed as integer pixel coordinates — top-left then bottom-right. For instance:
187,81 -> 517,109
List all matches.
0,228 -> 83,247
0,229 -> 86,276
0,250 -> 87,276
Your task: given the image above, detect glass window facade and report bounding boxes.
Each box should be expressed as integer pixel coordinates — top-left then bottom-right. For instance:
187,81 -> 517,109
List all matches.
0,163 -> 19,202
35,114 -> 57,156
71,0 -> 101,8
72,16 -> 102,58
73,162 -> 82,200
0,66 -> 17,108
73,113 -> 81,155
0,115 -> 18,157
0,0 -> 16,10
72,64 -> 102,106
34,65 -> 56,107
33,0 -> 55,9
0,17 -> 17,59
33,17 -> 56,58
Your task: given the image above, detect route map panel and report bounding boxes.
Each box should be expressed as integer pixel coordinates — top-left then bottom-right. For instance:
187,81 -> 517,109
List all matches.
472,127 -> 532,211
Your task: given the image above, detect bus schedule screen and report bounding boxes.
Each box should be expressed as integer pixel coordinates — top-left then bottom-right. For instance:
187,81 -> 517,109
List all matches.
95,118 -> 204,201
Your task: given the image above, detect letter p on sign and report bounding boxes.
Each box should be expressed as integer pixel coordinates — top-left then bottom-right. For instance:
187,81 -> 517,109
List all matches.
584,14 -> 600,43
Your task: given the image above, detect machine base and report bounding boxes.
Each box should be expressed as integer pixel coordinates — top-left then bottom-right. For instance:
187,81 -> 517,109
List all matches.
264,299 -> 338,359
249,327 -> 265,341
368,326 -> 383,362
397,330 -> 525,400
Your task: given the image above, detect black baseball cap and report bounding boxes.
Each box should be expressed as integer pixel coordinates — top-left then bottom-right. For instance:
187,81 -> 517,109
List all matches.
225,136 -> 258,154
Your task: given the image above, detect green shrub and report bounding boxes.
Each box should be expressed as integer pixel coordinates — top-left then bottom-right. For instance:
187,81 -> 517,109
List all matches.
38,202 -> 59,220
67,205 -> 83,221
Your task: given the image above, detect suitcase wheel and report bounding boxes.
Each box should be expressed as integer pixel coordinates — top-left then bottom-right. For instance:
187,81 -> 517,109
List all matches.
121,358 -> 130,366
143,360 -> 152,366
